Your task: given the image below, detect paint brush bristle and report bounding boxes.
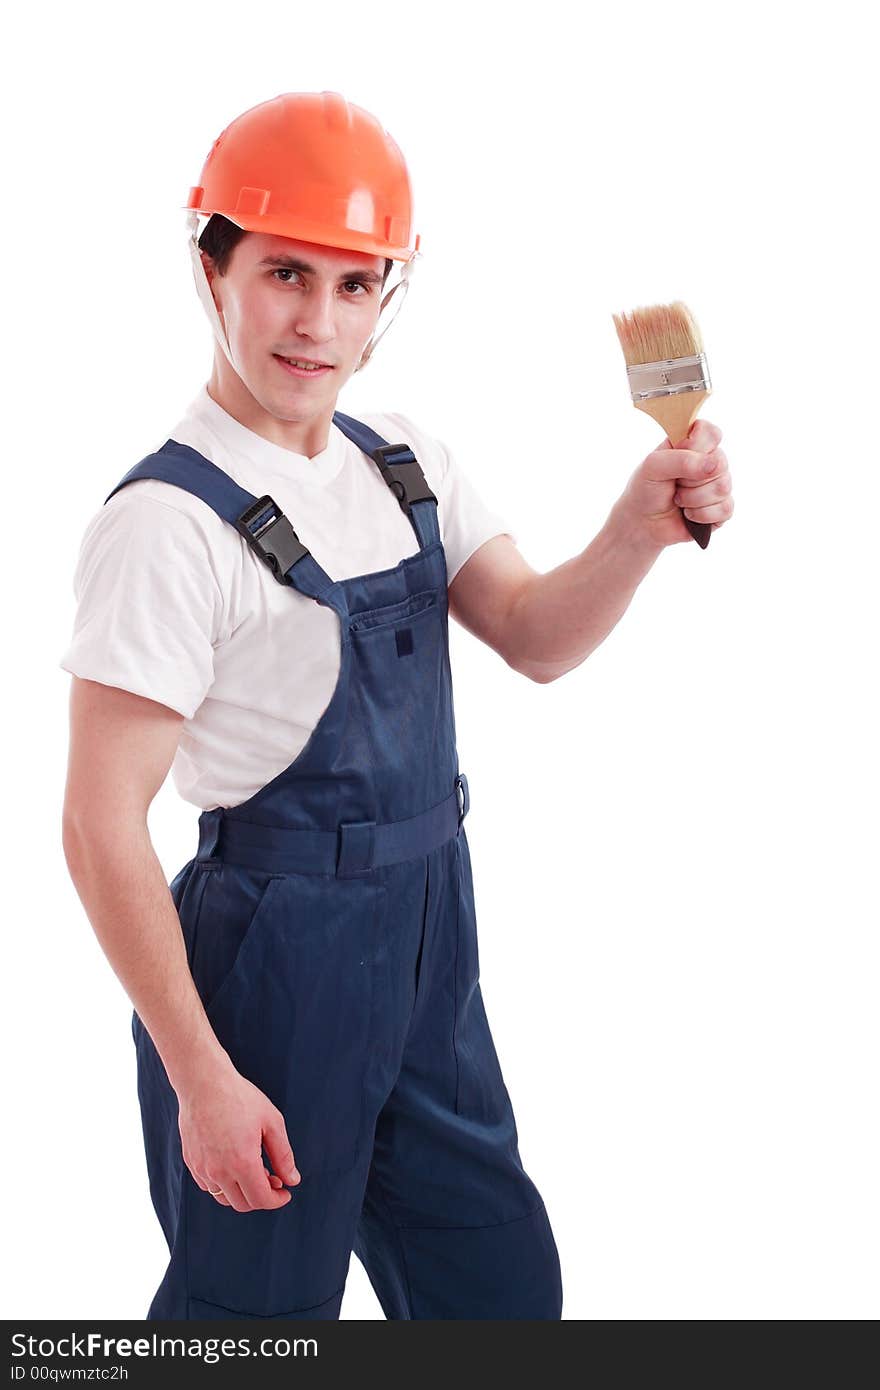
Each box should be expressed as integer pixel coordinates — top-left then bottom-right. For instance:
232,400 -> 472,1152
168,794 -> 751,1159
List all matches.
612,300 -> 703,366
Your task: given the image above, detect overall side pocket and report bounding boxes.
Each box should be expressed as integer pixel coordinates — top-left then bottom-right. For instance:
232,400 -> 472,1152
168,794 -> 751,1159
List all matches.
203,871 -> 380,1178
191,870 -> 284,1022
453,830 -> 513,1126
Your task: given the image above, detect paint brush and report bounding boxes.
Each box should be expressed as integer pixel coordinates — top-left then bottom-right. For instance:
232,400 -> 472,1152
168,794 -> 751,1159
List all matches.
612,300 -> 714,550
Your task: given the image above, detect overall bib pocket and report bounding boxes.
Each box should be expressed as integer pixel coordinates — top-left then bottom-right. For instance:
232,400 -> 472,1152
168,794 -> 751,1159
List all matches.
348,588 -> 437,633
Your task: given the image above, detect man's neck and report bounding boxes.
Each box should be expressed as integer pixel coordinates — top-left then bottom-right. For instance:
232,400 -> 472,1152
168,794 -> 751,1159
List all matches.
206,360 -> 334,459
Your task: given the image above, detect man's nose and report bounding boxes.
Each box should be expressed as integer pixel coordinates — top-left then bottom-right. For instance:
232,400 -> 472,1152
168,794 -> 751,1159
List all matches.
292,286 -> 337,342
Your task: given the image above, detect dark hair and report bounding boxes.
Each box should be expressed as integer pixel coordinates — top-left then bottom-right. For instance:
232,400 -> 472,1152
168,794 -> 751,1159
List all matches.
198,213 -> 393,287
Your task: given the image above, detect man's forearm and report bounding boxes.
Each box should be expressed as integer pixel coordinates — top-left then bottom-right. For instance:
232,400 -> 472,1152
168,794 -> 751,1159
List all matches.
62,816 -> 229,1095
509,499 -> 665,682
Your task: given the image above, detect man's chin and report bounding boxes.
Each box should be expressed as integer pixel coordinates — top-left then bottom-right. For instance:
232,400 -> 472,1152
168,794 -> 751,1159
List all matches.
264,382 -> 344,423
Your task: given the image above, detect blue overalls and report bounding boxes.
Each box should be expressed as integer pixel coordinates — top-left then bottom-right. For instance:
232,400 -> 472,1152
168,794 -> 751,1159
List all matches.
106,414 -> 563,1320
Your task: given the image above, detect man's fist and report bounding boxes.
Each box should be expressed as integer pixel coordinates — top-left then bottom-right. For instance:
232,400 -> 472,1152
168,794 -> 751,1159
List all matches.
616,418 -> 734,549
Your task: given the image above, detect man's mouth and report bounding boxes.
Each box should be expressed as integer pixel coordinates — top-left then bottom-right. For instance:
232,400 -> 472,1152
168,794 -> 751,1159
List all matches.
274,354 -> 334,375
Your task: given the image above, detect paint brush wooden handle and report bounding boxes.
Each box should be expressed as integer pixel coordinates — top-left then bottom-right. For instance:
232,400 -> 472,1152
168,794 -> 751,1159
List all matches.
633,390 -> 712,550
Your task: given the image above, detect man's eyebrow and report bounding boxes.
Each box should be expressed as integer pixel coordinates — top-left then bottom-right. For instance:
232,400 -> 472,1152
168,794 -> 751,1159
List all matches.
257,255 -> 383,285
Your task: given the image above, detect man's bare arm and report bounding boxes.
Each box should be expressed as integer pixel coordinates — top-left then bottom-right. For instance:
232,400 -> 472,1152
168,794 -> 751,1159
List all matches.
61,676 -> 299,1211
61,677 -> 228,1092
447,420 -> 732,681
448,518 -> 663,684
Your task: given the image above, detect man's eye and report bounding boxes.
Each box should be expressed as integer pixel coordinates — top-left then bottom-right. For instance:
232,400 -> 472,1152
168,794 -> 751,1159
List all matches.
272,269 -> 367,296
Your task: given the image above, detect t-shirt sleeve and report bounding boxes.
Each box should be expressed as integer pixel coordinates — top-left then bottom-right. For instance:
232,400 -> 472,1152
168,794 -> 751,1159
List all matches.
59,489 -> 226,719
435,437 -> 518,585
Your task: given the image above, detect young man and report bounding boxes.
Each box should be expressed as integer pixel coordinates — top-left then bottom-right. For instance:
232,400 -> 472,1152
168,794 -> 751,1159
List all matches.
60,92 -> 733,1322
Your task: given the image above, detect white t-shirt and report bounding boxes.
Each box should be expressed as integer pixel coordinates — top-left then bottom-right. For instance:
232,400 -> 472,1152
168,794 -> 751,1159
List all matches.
59,385 -> 516,810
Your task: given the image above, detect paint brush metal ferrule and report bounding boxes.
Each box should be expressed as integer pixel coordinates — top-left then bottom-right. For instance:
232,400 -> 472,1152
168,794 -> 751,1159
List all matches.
625,352 -> 712,402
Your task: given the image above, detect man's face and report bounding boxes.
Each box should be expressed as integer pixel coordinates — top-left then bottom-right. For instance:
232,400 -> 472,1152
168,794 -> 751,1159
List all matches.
203,231 -> 386,422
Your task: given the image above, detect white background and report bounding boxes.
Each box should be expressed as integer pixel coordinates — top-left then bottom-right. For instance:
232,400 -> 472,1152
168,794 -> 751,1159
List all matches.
4,0 -> 877,1322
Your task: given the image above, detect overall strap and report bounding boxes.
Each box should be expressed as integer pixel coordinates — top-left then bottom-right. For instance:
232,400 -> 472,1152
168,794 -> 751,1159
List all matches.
104,440 -> 338,604
103,417 -> 440,595
331,410 -> 440,553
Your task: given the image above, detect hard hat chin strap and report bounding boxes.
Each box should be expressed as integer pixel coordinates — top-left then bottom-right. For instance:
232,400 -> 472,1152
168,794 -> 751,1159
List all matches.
186,210 -> 238,370
355,250 -> 421,373
186,210 -> 419,375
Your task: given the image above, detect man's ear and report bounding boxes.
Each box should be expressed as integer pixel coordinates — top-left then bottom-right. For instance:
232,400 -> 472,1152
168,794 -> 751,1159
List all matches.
200,252 -> 224,320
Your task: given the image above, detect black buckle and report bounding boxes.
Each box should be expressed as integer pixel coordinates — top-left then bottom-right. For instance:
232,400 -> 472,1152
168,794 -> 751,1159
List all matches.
235,495 -> 310,583
455,772 -> 470,826
371,443 -> 438,517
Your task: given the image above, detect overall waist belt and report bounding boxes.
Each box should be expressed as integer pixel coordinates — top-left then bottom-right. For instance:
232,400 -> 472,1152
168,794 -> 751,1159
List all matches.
196,774 -> 470,879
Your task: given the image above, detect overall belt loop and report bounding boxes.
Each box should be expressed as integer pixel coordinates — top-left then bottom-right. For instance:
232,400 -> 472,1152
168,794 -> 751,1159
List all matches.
337,820 -> 377,877
455,772 -> 470,830
197,807 -> 223,862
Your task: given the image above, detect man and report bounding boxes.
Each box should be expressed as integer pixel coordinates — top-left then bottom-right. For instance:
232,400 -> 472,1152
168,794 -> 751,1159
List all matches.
60,92 -> 733,1322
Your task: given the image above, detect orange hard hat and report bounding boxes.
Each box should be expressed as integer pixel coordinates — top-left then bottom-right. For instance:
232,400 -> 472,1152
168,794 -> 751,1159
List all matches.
184,91 -> 421,372
185,90 -> 421,262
